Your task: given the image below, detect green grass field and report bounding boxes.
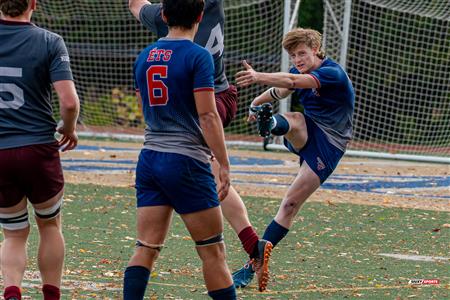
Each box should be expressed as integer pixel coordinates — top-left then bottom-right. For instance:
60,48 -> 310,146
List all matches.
12,183 -> 450,299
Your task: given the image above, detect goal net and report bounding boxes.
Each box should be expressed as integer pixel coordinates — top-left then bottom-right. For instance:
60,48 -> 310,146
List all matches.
323,0 -> 450,158
32,0 -> 300,143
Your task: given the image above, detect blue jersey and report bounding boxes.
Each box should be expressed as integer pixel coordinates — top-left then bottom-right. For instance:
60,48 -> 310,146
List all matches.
291,58 -> 354,150
139,0 -> 228,93
134,38 -> 215,163
0,20 -> 73,150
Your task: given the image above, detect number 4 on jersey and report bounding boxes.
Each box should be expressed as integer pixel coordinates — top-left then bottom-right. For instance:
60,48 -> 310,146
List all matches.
146,65 -> 169,106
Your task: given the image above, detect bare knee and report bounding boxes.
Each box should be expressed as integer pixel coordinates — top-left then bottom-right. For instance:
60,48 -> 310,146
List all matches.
3,226 -> 30,240
279,197 -> 305,220
197,243 -> 226,263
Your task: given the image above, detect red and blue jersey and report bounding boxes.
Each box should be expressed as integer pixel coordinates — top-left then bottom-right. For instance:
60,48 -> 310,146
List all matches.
134,38 -> 215,163
291,58 -> 355,150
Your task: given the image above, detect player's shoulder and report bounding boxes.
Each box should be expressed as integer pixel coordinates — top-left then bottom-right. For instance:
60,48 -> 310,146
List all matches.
319,58 -> 348,76
28,24 -> 65,47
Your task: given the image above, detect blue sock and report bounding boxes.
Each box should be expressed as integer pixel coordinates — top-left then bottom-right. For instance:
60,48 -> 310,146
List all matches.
271,114 -> 290,136
123,265 -> 150,300
208,285 -> 237,300
262,220 -> 289,247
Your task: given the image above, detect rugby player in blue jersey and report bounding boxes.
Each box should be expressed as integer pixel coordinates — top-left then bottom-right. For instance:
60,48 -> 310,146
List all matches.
129,0 -> 272,292
123,1 -> 237,299
0,1 -> 80,299
233,28 -> 355,288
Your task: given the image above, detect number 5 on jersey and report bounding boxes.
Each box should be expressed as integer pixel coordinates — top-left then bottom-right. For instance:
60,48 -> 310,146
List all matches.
146,65 -> 169,106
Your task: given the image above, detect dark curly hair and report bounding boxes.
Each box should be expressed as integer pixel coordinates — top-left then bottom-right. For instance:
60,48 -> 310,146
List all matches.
0,0 -> 30,17
162,0 -> 205,29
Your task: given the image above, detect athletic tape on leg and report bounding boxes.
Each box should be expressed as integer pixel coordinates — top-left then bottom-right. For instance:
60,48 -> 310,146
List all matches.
136,240 -> 164,252
34,197 -> 63,219
195,233 -> 223,247
0,207 -> 29,230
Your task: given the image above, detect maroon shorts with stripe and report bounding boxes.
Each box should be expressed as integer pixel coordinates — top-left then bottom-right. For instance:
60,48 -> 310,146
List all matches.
216,85 -> 238,128
0,142 -> 64,208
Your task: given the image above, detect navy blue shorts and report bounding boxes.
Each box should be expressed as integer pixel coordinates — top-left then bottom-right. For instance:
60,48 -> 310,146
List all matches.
284,115 -> 344,184
135,149 -> 219,214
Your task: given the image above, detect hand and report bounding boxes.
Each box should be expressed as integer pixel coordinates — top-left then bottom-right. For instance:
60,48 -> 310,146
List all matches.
235,60 -> 258,87
217,165 -> 230,201
247,104 -> 260,122
56,120 -> 78,152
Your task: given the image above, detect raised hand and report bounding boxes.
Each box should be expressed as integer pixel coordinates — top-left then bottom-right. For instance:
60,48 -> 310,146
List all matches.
235,60 -> 259,87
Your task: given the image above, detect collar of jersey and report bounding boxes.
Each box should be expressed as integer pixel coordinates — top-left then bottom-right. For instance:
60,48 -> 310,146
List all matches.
158,37 -> 191,42
0,19 -> 33,26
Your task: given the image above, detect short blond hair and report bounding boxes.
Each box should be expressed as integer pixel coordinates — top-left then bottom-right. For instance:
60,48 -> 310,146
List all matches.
282,28 -> 325,59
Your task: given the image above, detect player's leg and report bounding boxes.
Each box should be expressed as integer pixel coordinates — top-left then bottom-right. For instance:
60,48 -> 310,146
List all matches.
211,159 -> 273,291
180,207 -> 236,299
32,189 -> 65,300
215,87 -> 273,290
211,160 -> 259,251
123,149 -> 173,300
0,198 -> 29,300
267,161 -> 320,235
123,206 -> 172,300
20,142 -> 66,300
215,85 -> 238,128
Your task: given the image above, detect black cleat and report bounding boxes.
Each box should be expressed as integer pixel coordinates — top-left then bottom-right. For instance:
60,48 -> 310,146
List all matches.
257,103 -> 273,138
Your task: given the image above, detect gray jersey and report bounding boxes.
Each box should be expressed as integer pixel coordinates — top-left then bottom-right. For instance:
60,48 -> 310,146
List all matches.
139,0 -> 229,93
0,20 -> 73,150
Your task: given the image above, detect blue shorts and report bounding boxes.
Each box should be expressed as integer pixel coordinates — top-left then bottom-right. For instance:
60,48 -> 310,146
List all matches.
284,115 -> 344,184
135,149 -> 219,214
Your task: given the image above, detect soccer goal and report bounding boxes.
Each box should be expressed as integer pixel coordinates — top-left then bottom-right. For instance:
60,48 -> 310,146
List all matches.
321,0 -> 450,162
32,0 -> 300,143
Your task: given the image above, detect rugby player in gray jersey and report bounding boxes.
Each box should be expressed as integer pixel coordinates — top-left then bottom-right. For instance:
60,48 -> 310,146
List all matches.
128,0 -> 272,292
0,1 -> 80,299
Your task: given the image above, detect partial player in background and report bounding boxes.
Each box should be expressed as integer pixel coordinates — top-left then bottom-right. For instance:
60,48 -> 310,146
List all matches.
0,1 -> 80,299
123,0 -> 235,299
232,28 -> 355,288
128,0 -> 272,291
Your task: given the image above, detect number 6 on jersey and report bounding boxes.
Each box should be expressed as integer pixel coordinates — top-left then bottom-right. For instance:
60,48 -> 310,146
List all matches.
146,65 -> 169,106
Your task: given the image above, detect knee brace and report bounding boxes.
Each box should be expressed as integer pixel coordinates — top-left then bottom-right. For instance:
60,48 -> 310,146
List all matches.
195,233 -> 224,247
0,208 -> 29,230
34,197 -> 63,219
136,240 -> 164,252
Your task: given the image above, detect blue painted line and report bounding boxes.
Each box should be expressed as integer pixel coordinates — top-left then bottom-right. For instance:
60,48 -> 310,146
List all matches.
75,145 -> 139,152
64,165 -> 135,172
63,158 -> 136,165
62,156 -> 284,166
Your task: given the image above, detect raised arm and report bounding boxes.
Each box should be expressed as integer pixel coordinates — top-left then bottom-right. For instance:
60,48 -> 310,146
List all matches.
129,0 -> 151,20
236,60 -> 318,89
194,90 -> 230,200
53,80 -> 80,151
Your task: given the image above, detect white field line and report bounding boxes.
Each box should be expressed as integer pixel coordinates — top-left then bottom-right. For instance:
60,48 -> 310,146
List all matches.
378,253 -> 450,263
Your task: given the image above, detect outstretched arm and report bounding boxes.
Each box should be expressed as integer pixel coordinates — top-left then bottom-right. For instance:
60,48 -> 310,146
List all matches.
129,0 -> 151,20
236,60 -> 318,89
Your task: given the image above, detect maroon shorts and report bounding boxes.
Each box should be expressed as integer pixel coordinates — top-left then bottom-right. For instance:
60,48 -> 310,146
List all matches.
216,85 -> 238,128
0,142 -> 64,208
